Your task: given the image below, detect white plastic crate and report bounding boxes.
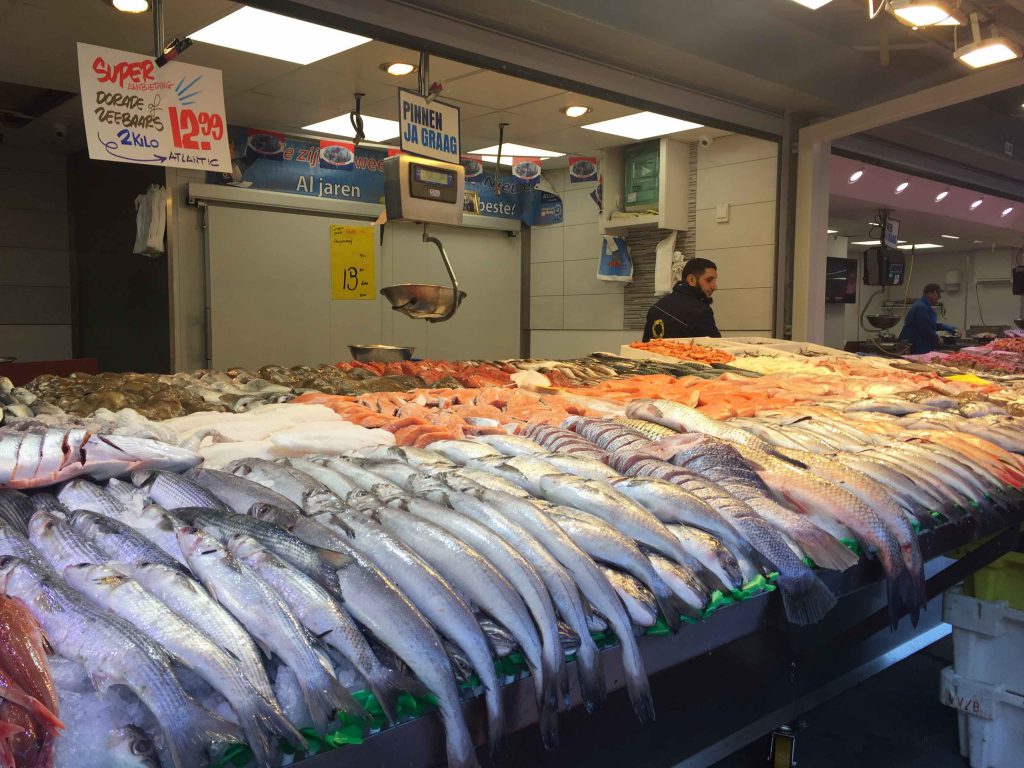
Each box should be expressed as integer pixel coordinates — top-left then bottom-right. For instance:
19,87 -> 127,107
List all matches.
940,666 -> 1024,768
943,589 -> 1024,694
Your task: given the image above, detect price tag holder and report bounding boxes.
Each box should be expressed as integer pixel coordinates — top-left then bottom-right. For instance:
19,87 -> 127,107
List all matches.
77,42 -> 230,171
330,225 -> 376,300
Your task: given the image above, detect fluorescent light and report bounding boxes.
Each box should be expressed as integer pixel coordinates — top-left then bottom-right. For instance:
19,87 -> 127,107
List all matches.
827,229 -> 838,234
467,143 -> 564,159
935,190 -> 949,202
852,240 -> 882,246
1003,206 -> 1015,217
303,114 -> 399,142
895,180 -> 910,194
897,243 -> 943,250
848,168 -> 864,184
889,1 -> 965,27
790,0 -> 832,8
955,36 -> 1021,68
561,105 -> 592,118
382,62 -> 416,76
582,111 -> 702,140
941,234 -> 960,239
111,0 -> 149,12
970,198 -> 984,210
191,7 -> 371,64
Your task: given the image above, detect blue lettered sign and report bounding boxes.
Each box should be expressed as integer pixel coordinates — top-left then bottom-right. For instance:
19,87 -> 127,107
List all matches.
398,90 -> 460,164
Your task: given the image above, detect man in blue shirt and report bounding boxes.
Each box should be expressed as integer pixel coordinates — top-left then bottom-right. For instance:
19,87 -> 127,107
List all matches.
898,283 -> 958,354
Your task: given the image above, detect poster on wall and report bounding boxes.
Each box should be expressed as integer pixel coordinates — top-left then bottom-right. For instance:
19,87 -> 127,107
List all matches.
77,42 -> 230,171
330,225 -> 376,300
511,156 -> 542,188
568,156 -> 598,183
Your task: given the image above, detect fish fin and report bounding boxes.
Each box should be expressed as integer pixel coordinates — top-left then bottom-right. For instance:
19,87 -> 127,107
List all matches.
796,532 -> 861,573
304,671 -> 368,734
249,689 -> 307,756
574,638 -> 606,714
172,704 -> 244,768
483,683 -> 506,757
368,667 -> 430,725
537,678 -> 560,750
316,547 -> 354,571
655,590 -> 687,634
620,638 -> 655,724
776,571 -> 837,626
772,450 -> 808,470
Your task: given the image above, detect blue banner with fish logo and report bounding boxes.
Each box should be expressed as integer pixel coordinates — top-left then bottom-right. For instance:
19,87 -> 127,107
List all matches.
207,126 -> 562,226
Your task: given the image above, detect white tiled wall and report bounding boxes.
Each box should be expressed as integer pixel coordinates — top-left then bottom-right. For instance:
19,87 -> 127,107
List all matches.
528,166 -> 626,354
0,146 -> 71,362
695,135 -> 778,336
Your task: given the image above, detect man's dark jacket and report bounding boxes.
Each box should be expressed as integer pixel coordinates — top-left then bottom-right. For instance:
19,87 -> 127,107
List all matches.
642,281 -> 721,341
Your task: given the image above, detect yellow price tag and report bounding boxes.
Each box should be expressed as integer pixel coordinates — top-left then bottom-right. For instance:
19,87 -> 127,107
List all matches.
330,225 -> 376,300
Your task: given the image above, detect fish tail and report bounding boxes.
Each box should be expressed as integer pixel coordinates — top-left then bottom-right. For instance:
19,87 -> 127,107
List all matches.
574,635 -> 606,713
776,570 -> 837,626
250,690 -> 307,753
437,698 -> 481,768
620,635 -> 655,723
32,731 -> 55,768
174,704 -> 244,768
23,695 -> 63,736
653,586 -> 685,633
367,666 -> 430,725
303,672 -> 368,734
483,682 -> 506,756
537,670 -> 560,750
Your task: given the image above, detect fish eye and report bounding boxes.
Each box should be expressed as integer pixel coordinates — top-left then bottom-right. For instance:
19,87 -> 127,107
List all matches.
132,737 -> 154,755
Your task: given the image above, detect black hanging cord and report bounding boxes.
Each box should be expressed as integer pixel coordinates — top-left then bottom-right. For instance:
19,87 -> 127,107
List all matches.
494,122 -> 509,197
350,92 -> 366,148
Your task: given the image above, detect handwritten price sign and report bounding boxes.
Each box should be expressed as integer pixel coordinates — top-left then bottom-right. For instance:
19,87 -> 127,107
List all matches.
77,42 -> 230,171
330,225 -> 376,300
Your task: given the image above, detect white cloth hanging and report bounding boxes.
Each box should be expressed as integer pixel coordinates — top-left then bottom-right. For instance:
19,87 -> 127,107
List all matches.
133,184 -> 166,257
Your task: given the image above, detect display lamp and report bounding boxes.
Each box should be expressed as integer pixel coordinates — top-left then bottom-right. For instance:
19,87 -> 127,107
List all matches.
895,180 -> 910,194
955,14 -> 1021,68
889,0 -> 965,27
107,0 -> 149,11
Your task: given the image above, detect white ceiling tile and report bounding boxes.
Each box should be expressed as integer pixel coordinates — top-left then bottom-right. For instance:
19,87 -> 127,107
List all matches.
252,67 -> 391,108
181,43 -> 305,91
441,71 -> 565,110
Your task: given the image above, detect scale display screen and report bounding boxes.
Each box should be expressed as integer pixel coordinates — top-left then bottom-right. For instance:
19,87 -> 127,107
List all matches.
409,163 -> 458,203
415,166 -> 452,186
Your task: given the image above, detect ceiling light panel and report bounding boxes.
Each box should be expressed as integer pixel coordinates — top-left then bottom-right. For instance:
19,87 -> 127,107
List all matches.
897,244 -> 943,250
582,111 -> 703,140
191,7 -> 371,65
303,114 -> 399,141
467,143 -> 564,158
941,234 -> 960,239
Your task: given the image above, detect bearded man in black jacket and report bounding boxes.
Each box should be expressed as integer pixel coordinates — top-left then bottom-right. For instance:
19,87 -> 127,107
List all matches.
642,257 -> 721,341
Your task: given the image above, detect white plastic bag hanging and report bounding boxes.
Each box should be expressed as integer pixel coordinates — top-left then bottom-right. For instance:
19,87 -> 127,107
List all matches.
133,184 -> 166,257
597,235 -> 633,282
654,230 -> 677,294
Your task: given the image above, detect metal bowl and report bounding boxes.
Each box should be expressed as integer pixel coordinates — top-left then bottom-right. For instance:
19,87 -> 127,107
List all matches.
348,344 -> 415,363
866,314 -> 901,330
381,284 -> 467,321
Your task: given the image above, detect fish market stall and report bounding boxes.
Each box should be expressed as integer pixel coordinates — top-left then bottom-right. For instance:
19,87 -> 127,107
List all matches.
1,347 -> 1023,768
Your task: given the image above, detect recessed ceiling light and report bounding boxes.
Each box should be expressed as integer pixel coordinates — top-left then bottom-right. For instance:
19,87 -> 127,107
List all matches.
303,114 -> 399,142
582,111 -> 702,140
941,234 -> 960,239
935,189 -> 949,202
889,0 -> 965,27
191,7 -> 371,64
895,180 -> 910,194
848,168 -> 865,184
108,0 -> 149,12
827,229 -> 838,234
970,198 -> 984,210
381,62 -> 416,76
897,243 -> 944,250
466,143 -> 565,166
561,106 -> 592,118
789,0 -> 833,8
1002,206 -> 1015,217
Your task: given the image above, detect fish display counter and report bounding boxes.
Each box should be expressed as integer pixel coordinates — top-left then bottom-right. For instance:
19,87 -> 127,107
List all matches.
0,345 -> 1023,768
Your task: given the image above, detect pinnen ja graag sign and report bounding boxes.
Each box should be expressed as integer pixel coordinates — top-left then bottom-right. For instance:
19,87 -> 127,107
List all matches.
398,89 -> 460,165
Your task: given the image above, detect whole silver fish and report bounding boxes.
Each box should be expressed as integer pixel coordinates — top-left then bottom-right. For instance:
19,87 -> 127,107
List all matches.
228,534 -> 421,726
248,504 -> 480,768
120,561 -> 274,701
667,524 -> 747,589
374,504 -> 547,736
648,555 -> 708,616
538,473 -> 711,581
177,527 -> 363,733
308,508 -> 505,752
430,485 -> 605,714
106,724 -> 159,768
601,569 -> 658,628
0,519 -> 52,574
170,507 -> 348,596
443,466 -> 533,498
131,470 -> 229,511
538,452 -> 621,482
28,510 -> 108,573
350,444 -> 456,470
186,467 -> 303,515
58,478 -> 133,518
68,510 -> 182,571
303,456 -> 406,504
64,562 -> 303,764
472,434 -> 550,457
468,455 -> 562,497
401,495 -> 563,749
0,490 -> 33,536
116,504 -> 190,566
470,487 -> 655,724
549,508 -> 686,632
0,556 -> 241,768
428,439 -> 502,464
224,458 -> 346,516
613,418 -> 677,440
